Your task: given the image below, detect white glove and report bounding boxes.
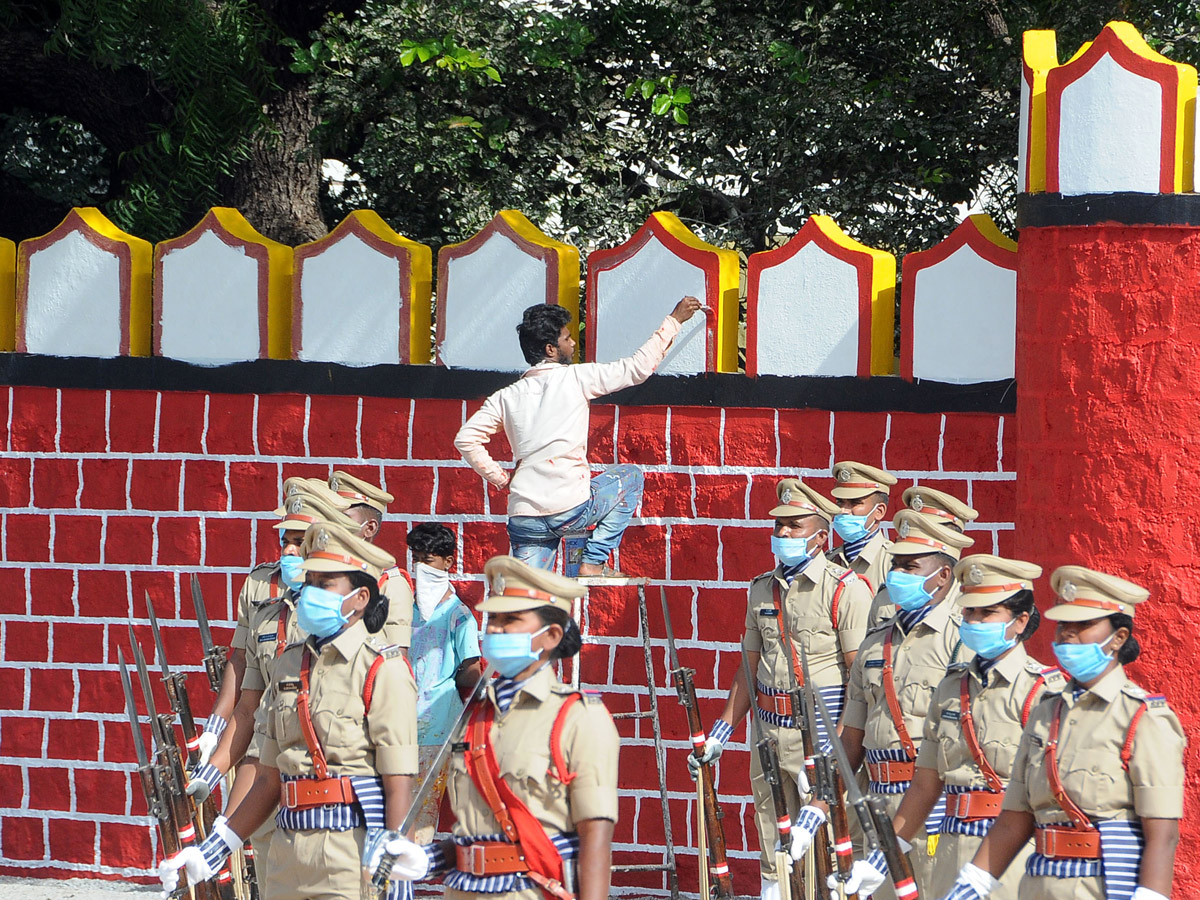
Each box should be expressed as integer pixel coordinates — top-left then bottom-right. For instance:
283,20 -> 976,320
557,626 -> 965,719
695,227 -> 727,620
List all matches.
383,835 -> 430,881
686,736 -> 724,780
196,731 -> 220,767
939,862 -> 1000,899
788,805 -> 827,861
158,847 -> 212,898
760,877 -> 781,900
1130,889 -> 1169,900
795,763 -> 811,796
830,849 -> 888,896
185,763 -> 223,803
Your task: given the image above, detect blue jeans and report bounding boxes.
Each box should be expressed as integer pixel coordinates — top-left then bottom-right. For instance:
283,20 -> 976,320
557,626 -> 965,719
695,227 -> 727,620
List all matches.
507,465 -> 644,570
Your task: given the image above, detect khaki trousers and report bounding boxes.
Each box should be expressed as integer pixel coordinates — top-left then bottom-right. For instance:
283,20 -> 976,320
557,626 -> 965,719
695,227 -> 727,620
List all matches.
1017,874 -> 1105,900
926,830 -> 1033,900
264,826 -> 366,900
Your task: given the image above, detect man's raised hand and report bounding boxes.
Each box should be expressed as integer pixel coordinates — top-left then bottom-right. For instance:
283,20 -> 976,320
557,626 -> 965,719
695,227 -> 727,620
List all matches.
670,296 -> 705,323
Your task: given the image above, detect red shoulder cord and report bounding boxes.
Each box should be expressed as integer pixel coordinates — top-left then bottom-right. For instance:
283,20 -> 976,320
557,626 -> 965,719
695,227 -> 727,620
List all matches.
882,623 -> 917,760
958,671 -> 1004,792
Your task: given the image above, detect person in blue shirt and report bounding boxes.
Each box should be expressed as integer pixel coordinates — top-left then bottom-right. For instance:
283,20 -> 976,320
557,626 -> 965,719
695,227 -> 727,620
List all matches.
406,523 -> 482,843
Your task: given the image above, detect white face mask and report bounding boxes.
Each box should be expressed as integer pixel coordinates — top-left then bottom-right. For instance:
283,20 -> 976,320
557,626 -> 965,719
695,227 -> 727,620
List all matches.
414,562 -> 451,620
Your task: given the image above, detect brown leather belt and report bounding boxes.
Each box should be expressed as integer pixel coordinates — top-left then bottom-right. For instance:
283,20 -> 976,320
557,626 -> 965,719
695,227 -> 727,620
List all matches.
756,689 -> 793,717
279,776 -> 356,811
866,759 -> 915,783
947,791 -> 1003,821
1035,825 -> 1102,859
455,841 -> 530,876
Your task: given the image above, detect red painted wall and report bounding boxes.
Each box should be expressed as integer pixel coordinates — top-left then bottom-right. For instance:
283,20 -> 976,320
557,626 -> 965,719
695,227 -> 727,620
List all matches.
1016,223 -> 1200,886
0,386 -> 1014,889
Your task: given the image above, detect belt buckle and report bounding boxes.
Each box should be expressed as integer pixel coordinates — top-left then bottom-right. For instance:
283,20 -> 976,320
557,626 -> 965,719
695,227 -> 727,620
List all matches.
283,781 -> 298,809
773,694 -> 790,716
878,761 -> 892,781
469,843 -> 488,876
953,794 -> 969,818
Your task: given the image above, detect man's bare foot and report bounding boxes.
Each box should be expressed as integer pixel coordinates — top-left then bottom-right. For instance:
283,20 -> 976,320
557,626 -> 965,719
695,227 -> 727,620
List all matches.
577,563 -> 626,578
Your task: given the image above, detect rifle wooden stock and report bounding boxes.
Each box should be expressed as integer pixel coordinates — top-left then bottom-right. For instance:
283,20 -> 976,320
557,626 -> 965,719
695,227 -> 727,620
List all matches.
828,770 -> 858,900
791,689 -> 832,900
757,737 -> 803,900
672,666 -> 734,899
869,795 -> 919,900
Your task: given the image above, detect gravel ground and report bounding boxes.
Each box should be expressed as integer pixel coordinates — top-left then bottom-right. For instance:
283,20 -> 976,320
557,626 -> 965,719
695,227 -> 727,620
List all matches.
0,876 -> 157,899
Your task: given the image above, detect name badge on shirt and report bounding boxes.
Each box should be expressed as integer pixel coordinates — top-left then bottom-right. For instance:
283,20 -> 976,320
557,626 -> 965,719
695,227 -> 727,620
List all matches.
278,680 -> 300,692
865,659 -> 884,669
257,632 -> 276,643
759,609 -> 779,618
1029,735 -> 1044,748
941,710 -> 961,722
451,741 -> 468,753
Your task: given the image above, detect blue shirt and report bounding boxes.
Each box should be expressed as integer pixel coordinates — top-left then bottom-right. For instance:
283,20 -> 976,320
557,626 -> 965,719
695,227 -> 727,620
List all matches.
411,593 -> 481,746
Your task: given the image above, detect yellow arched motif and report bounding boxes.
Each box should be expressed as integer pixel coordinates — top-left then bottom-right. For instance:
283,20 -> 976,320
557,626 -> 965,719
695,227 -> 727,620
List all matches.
0,237 -> 14,352
1023,30 -> 1060,193
161,208 -> 293,359
296,211 -> 433,364
809,215 -> 896,375
646,212 -> 741,372
968,214 -> 1019,253
497,210 -> 580,360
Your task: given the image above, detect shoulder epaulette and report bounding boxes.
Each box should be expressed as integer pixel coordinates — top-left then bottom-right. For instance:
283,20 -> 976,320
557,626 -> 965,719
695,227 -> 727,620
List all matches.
1037,665 -> 1066,690
1145,693 -> 1170,711
751,569 -> 776,584
250,561 -> 277,574
365,639 -> 404,659
1121,683 -> 1148,701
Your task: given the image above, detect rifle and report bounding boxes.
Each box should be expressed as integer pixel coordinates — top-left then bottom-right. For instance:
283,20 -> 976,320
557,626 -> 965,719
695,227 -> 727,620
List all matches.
370,662 -> 497,899
807,665 -> 918,900
776,591 -> 832,898
739,648 -> 800,900
798,647 -> 857,900
145,594 -> 237,900
129,627 -> 222,900
119,648 -> 187,899
192,574 -> 228,694
660,587 -> 734,899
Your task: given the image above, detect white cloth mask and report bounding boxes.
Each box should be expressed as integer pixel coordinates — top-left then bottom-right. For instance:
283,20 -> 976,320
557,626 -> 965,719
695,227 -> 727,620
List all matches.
414,562 -> 451,620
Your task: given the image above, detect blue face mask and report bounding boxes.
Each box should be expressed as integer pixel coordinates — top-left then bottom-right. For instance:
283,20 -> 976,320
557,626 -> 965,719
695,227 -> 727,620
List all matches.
832,512 -> 875,543
771,535 -> 815,568
482,625 -> 551,678
959,619 -> 1018,660
278,554 -> 305,592
296,585 -> 353,639
1053,634 -> 1116,683
885,569 -> 937,611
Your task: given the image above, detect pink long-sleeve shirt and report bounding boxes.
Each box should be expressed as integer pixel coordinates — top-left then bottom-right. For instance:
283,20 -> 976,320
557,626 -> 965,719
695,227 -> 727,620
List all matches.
454,315 -> 682,517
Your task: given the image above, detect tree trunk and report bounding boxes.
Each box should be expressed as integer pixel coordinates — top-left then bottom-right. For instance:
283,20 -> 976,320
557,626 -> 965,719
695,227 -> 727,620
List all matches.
226,80 -> 327,245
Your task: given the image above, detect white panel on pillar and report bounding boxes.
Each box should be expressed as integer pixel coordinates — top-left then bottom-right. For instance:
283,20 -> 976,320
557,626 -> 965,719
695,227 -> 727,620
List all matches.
24,229 -> 122,357
158,229 -> 263,364
299,232 -> 402,365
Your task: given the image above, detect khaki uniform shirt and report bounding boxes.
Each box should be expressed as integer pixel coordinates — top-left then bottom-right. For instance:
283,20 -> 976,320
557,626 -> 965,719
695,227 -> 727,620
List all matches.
1003,665 -> 1186,823
447,666 -> 619,838
242,594 -> 304,760
743,553 -> 873,691
379,566 -> 415,649
916,645 -> 1063,788
231,562 -> 282,651
843,598 -> 974,753
828,530 -> 890,597
260,619 -> 419,777
867,580 -> 961,631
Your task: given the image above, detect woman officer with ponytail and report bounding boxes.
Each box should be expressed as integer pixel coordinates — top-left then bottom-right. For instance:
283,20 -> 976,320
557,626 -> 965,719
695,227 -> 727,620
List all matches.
835,556 -> 1062,898
379,555 -> 620,900
938,566 -> 1185,900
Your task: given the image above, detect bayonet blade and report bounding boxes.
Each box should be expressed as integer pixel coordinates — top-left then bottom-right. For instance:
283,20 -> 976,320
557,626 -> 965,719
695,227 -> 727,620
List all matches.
740,646 -> 766,748
145,591 -> 174,681
118,648 -> 151,769
191,574 -> 215,655
129,626 -> 167,748
658,587 -> 682,672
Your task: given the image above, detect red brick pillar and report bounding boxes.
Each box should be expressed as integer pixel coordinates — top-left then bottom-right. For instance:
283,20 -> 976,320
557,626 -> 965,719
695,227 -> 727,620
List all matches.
1015,195 -> 1200,880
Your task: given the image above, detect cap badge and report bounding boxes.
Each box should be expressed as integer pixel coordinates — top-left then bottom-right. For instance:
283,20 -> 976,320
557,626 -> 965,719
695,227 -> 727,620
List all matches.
286,483 -> 302,496
781,488 -> 793,504
1060,580 -> 1077,602
836,468 -> 852,483
898,520 -> 911,539
288,498 -> 305,514
314,529 -> 330,551
910,495 -> 925,512
967,564 -> 984,585
491,573 -> 506,596
329,476 -> 341,491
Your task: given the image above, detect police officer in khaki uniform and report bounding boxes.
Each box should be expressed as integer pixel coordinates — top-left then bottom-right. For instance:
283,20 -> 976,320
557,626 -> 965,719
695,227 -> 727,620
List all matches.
330,470 -> 416,650
685,478 -> 872,896
196,478 -> 356,766
187,489 -> 363,887
838,555 -> 1061,899
379,555 -> 620,900
827,461 -> 898,597
868,486 -> 979,628
159,521 -> 419,900
938,566 -> 1185,900
832,510 -> 974,900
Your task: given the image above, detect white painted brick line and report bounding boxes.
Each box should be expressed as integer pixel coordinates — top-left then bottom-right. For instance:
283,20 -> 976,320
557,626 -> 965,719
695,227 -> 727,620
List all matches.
882,413 -> 892,470
302,394 -> 312,457
104,391 -> 112,454
773,408 -> 780,469
718,407 -> 726,468
152,392 -> 162,453
664,407 -> 672,467
200,393 -> 211,455
937,413 -> 947,471
54,388 -> 62,452
6,385 -> 12,453
74,458 -> 84,509
355,397 -> 364,461
827,411 -> 836,469
406,398 -> 416,460
98,514 -> 108,566
611,406 -> 619,465
251,394 -> 260,455
997,415 -> 1006,472
47,513 -> 55,563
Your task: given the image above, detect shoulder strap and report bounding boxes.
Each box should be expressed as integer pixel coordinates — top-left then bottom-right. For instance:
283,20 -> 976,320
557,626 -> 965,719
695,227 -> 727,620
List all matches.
549,694 -> 584,785
362,647 -> 415,716
1120,699 -> 1152,772
830,571 -> 853,631
771,580 -> 804,687
298,648 -> 330,780
379,566 -> 415,594
958,671 -> 1004,792
882,623 -> 917,760
269,570 -> 281,599
275,606 -> 289,658
1021,671 -> 1051,728
464,703 -> 573,900
1045,697 -> 1095,831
